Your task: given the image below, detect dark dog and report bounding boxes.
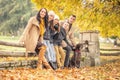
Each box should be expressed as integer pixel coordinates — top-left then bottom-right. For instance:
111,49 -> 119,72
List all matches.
69,40 -> 89,68
69,43 -> 83,68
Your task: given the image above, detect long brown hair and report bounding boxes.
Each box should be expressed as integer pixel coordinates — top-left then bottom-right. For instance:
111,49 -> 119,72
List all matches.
36,8 -> 48,28
49,20 -> 54,30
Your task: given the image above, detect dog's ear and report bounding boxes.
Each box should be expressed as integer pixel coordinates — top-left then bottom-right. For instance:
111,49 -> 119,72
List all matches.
85,40 -> 89,45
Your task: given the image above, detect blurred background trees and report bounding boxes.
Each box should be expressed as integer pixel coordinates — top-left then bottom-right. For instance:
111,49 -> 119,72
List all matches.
0,0 -> 120,38
0,0 -> 35,36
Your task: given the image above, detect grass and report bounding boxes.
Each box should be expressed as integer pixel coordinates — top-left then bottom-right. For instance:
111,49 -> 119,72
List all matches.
99,37 -> 120,49
0,45 -> 25,51
100,42 -> 120,54
0,36 -> 19,42
100,42 -> 120,49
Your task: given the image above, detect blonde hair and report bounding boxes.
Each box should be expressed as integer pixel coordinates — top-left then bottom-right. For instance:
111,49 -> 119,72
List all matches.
48,10 -> 55,16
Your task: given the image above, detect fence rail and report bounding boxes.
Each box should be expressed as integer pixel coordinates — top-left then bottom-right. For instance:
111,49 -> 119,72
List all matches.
0,40 -> 24,47
0,40 -> 36,57
100,48 -> 120,51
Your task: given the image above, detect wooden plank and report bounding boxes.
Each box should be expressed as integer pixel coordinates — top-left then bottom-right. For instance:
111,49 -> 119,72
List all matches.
0,51 -> 37,57
0,40 -> 24,47
0,51 -> 25,57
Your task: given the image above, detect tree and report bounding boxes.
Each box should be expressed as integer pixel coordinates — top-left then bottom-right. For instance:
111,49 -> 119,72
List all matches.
0,0 -> 120,37
0,0 -> 35,36
31,0 -> 120,38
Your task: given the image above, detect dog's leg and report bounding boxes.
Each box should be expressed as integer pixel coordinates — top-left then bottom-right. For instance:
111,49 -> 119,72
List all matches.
74,51 -> 77,68
76,52 -> 81,68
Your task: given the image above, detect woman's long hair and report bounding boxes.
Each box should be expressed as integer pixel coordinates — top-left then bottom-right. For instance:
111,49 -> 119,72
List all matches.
36,8 -> 48,28
49,20 -> 54,30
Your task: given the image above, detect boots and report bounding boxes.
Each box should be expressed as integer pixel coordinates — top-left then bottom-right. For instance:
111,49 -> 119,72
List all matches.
37,46 -> 43,69
37,45 -> 52,69
42,57 -> 52,69
37,60 -> 42,70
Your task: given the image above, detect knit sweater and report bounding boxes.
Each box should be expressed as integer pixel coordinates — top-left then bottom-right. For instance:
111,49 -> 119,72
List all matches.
39,19 -> 45,37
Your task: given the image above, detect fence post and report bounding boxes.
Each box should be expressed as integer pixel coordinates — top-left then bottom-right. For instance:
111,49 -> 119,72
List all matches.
79,31 -> 100,67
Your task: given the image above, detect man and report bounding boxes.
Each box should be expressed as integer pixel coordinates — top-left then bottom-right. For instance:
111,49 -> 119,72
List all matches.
60,14 -> 76,46
66,14 -> 76,46
60,15 -> 76,31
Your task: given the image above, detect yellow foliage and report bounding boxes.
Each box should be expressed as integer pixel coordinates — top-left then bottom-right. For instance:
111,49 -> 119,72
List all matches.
31,0 -> 120,38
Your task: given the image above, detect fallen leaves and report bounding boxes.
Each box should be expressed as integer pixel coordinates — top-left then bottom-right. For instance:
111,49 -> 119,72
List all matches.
0,57 -> 120,80
0,60 -> 120,80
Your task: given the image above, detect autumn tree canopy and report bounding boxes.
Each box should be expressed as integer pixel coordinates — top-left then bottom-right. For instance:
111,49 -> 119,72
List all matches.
31,0 -> 120,38
0,0 -> 120,38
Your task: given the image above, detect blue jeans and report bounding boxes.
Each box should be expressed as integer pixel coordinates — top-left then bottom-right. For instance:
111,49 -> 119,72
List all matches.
43,40 -> 56,62
50,43 -> 56,62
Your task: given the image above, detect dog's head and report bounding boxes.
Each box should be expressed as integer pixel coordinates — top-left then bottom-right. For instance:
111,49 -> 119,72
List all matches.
83,40 -> 89,52
75,40 -> 89,52
85,40 -> 89,45
75,43 -> 83,50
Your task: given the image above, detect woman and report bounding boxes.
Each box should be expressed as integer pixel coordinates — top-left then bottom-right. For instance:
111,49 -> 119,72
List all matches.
19,8 -> 52,69
43,10 -> 57,69
53,15 -> 66,69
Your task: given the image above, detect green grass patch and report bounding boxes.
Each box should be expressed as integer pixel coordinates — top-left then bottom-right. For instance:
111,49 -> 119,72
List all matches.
0,45 -> 25,51
100,42 -> 120,50
100,42 -> 114,49
0,36 -> 19,42
100,42 -> 120,54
